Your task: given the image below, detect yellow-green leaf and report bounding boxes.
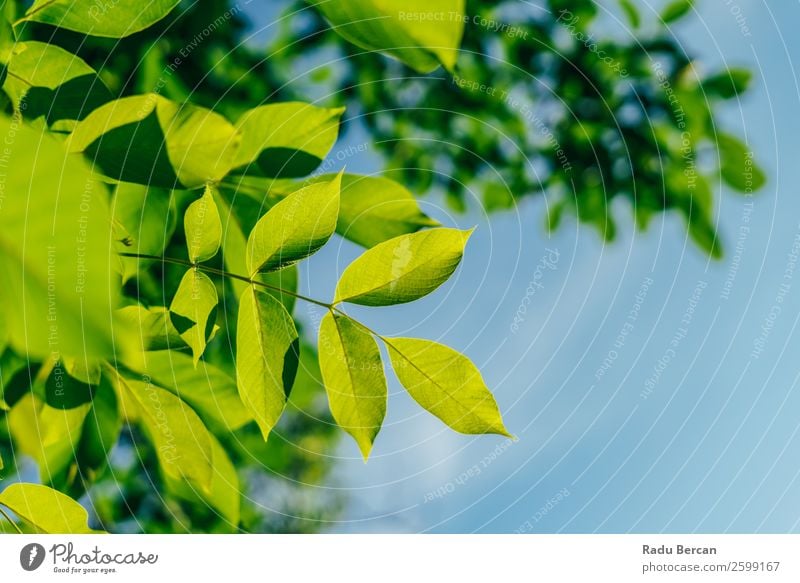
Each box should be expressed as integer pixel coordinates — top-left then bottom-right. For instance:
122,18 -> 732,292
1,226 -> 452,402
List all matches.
0,483 -> 104,534
236,286 -> 299,440
0,115 -> 117,361
22,0 -> 179,38
114,305 -> 185,351
8,393 -> 91,483
319,312 -> 387,460
387,338 -> 510,436
312,0 -> 465,73
169,269 -> 218,365
68,94 -> 240,189
115,374 -> 214,491
334,228 -> 472,306
232,102 -> 344,178
125,350 -> 251,433
185,185 -> 222,263
245,171 -> 341,276
3,41 -> 112,131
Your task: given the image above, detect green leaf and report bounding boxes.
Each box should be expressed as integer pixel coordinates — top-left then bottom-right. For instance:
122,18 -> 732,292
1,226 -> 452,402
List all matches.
236,286 -> 299,440
8,393 -> 91,483
68,94 -> 240,189
660,0 -> 693,23
318,312 -> 387,460
0,483 -> 104,533
246,171 -> 341,275
164,431 -> 240,527
115,305 -> 184,351
231,102 -> 344,178
112,183 -> 176,282
249,173 -> 439,248
22,0 -> 179,38
45,361 -> 95,409
0,115 -> 118,361
619,0 -> 640,28
126,350 -> 251,433
3,41 -> 112,131
386,338 -> 510,436
169,269 -> 218,365
115,373 -> 214,491
334,228 -> 472,306
75,377 -> 120,485
311,0 -> 465,73
213,189 -> 299,311
321,174 -> 438,247
185,184 -> 222,263
702,68 -> 752,99
717,133 -> 767,192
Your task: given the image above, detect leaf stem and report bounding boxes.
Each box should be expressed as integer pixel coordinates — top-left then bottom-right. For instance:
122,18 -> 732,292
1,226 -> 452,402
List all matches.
118,252 -> 332,309
0,505 -> 23,534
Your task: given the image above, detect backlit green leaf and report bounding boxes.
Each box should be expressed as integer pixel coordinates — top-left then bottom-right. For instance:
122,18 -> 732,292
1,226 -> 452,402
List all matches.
8,393 -> 91,483
169,269 -> 218,365
387,338 -> 510,436
311,0 -> 465,73
0,115 -> 117,361
319,312 -> 387,460
22,0 -> 180,38
0,483 -> 104,534
164,431 -> 240,527
126,350 -> 251,433
3,41 -> 111,131
317,174 -> 438,247
68,94 -> 240,188
232,102 -> 344,178
334,228 -> 472,306
619,0 -> 640,29
702,68 -> 752,99
236,286 -> 299,440
246,171 -> 341,276
185,185 -> 222,263
114,305 -> 185,351
116,374 -> 214,491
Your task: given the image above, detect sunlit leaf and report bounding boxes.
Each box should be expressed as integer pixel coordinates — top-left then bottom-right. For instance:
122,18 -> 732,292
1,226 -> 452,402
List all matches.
3,41 -> 111,131
311,0 -> 465,73
8,393 -> 91,483
0,483 -> 104,534
115,305 -> 185,351
246,171 -> 341,275
319,312 -> 386,459
185,185 -> 222,263
386,338 -> 510,436
68,94 -> 240,188
0,115 -> 117,361
115,373 -> 214,491
126,350 -> 251,433
169,269 -> 218,365
334,228 -> 472,306
236,286 -> 299,440
22,0 -> 180,38
231,102 -> 344,178
702,68 -> 752,99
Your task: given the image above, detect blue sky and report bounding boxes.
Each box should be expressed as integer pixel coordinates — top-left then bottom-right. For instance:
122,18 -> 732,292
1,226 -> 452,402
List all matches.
250,0 -> 800,533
